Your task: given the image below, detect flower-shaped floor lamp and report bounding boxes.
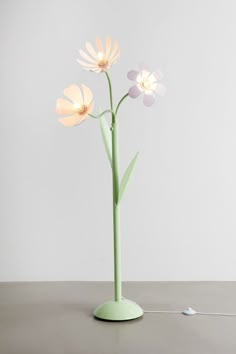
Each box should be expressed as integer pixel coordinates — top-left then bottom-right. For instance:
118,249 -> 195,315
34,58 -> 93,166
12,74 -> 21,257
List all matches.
56,37 -> 165,321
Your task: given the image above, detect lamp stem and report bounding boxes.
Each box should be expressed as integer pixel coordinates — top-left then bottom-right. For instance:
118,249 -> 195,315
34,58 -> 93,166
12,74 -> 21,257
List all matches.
112,113 -> 121,301
105,72 -> 122,302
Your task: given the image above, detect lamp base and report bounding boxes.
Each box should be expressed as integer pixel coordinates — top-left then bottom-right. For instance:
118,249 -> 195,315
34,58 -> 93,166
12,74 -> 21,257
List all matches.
94,299 -> 143,321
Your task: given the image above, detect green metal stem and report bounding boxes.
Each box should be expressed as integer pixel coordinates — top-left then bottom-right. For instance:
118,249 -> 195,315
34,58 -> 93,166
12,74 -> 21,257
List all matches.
88,109 -> 113,119
115,93 -> 129,115
105,71 -> 122,302
105,72 -> 113,110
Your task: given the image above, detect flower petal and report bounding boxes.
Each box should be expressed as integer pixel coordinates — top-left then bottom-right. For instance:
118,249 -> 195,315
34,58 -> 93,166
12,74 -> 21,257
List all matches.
154,70 -> 164,81
143,93 -> 156,106
56,98 -> 74,115
87,101 -> 94,114
64,85 -> 83,104
85,42 -> 97,59
109,40 -> 119,60
127,70 -> 139,81
58,114 -> 87,127
156,83 -> 166,96
105,36 -> 112,57
82,84 -> 93,106
110,49 -> 120,64
79,64 -> 101,73
79,49 -> 97,64
96,37 -> 103,53
128,85 -> 142,98
77,59 -> 98,69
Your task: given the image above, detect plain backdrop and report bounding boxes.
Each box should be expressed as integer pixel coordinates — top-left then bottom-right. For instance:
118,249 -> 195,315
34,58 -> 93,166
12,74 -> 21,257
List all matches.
0,0 -> 236,281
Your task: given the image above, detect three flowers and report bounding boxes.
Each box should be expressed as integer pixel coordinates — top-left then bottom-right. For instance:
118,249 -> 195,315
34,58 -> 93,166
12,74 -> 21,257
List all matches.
56,37 -> 165,127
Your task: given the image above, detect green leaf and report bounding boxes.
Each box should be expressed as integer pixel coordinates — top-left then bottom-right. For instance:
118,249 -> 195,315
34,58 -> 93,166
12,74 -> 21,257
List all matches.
100,114 -> 112,167
118,152 -> 139,203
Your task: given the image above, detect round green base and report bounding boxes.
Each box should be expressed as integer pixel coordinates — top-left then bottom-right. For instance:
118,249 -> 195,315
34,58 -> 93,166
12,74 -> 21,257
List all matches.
94,299 -> 143,321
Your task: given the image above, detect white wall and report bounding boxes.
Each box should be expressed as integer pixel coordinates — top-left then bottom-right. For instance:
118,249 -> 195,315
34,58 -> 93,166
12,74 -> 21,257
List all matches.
1,0 -> 236,281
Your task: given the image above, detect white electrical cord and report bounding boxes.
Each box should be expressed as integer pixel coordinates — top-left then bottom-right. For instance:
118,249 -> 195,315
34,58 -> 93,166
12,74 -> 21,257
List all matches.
122,297 -> 236,317
144,307 -> 236,317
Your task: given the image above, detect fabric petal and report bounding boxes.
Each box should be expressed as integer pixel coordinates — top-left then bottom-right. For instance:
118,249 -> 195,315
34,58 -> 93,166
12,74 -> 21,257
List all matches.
154,70 -> 164,81
87,101 -> 94,114
58,114 -> 86,127
109,49 -> 120,63
64,85 -> 83,104
96,37 -> 103,53
89,67 -> 102,73
85,42 -> 98,59
147,72 -> 158,84
127,70 -> 139,81
156,83 -> 166,96
77,59 -> 98,69
82,84 -> 93,106
105,36 -> 112,58
109,59 -> 118,66
79,65 -> 101,73
143,93 -> 156,106
79,50 -> 97,64
110,47 -> 120,61
109,40 -> 119,60
128,85 -> 142,98
56,98 -> 74,115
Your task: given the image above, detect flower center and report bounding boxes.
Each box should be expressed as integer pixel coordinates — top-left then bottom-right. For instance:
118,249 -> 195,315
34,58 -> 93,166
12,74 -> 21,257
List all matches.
79,105 -> 87,114
74,103 -> 87,114
137,71 -> 158,93
137,71 -> 156,92
97,52 -> 108,68
140,80 -> 152,90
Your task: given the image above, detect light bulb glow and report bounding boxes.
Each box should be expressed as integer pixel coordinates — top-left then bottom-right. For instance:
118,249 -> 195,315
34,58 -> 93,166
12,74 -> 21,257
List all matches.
136,71 -> 157,93
74,102 -> 87,113
96,51 -> 109,69
97,52 -> 104,60
74,103 -> 81,109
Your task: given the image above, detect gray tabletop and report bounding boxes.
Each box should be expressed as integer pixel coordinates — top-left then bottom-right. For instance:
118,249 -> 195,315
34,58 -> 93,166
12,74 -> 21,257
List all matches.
0,282 -> 236,354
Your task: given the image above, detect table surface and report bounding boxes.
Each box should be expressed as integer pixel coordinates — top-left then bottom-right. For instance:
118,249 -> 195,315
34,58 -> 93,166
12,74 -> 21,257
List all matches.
0,281 -> 236,354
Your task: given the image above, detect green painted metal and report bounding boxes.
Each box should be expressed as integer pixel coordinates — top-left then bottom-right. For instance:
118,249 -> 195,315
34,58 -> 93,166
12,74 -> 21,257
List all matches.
95,72 -> 143,321
119,152 -> 139,203
115,93 -> 129,115
99,114 -> 112,167
106,71 -> 122,301
94,299 -> 143,321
